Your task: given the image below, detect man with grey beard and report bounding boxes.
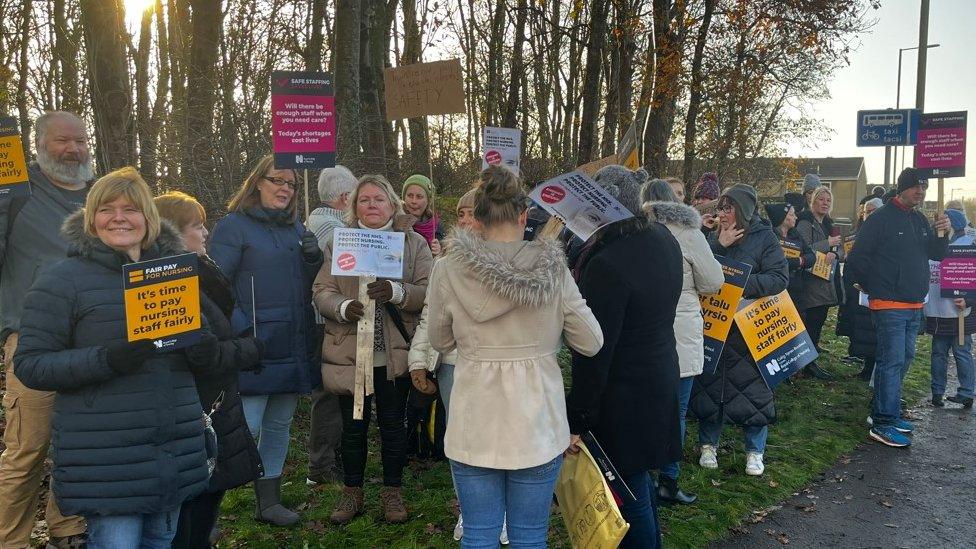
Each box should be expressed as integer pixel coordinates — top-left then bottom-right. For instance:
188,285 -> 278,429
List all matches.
0,111 -> 92,549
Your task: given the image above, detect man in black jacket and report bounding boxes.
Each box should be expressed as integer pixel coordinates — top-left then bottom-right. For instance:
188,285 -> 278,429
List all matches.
846,168 -> 949,448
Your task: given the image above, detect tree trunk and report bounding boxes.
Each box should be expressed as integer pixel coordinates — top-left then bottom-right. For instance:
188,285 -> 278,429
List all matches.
600,4 -> 620,159
484,0 -> 507,126
135,9 -> 154,184
183,0 -> 222,203
335,0 -> 363,172
501,0 -> 527,129
402,0 -> 429,177
359,0 -> 387,174
15,0 -> 32,145
681,0 -> 715,189
306,0 -> 326,72
53,0 -> 80,113
80,0 -> 135,170
576,0 -> 609,164
642,0 -> 686,177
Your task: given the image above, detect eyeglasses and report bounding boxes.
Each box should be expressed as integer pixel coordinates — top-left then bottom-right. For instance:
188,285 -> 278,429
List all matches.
717,203 -> 734,213
263,176 -> 296,190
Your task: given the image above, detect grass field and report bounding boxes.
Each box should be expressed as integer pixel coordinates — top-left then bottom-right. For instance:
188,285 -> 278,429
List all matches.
215,314 -> 933,548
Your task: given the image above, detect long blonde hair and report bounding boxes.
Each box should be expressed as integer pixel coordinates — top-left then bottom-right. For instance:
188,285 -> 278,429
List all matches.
345,175 -> 405,226
84,167 -> 161,249
226,154 -> 299,222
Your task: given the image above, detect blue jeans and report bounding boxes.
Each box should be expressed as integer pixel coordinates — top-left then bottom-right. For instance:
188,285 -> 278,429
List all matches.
931,334 -> 975,398
618,472 -> 661,549
451,455 -> 562,548
872,309 -> 922,427
241,393 -> 299,478
660,377 -> 694,480
87,509 -> 178,549
437,363 -> 455,415
698,420 -> 768,453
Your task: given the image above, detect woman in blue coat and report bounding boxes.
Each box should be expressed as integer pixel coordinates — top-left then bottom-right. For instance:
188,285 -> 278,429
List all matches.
14,168 -> 211,548
209,155 -> 323,526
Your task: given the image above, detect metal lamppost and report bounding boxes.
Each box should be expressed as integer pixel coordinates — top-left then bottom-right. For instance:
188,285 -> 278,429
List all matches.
893,43 -> 940,183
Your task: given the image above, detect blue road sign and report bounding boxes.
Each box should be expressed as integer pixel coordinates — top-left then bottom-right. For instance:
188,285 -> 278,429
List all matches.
856,108 -> 921,147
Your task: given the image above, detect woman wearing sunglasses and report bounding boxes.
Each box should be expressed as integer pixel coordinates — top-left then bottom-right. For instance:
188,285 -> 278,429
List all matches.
209,155 -> 324,526
690,184 -> 788,477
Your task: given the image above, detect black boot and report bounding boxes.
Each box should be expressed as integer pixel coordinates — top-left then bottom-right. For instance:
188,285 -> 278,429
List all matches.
932,394 -> 945,407
858,357 -> 875,381
656,475 -> 697,505
254,477 -> 299,526
947,394 -> 974,408
805,361 -> 834,380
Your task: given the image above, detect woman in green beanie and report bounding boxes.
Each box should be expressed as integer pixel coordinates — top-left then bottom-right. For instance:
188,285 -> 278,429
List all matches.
401,174 -> 443,256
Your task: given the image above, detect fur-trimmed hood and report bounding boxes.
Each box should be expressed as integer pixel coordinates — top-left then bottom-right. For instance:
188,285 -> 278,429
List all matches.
443,228 -> 565,321
642,200 -> 701,230
61,208 -> 186,266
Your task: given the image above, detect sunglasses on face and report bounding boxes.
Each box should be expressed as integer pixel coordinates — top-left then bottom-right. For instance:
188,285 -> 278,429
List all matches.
263,176 -> 296,190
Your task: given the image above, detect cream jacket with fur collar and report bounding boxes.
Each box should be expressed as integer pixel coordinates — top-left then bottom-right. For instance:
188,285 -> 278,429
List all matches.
427,230 -> 603,470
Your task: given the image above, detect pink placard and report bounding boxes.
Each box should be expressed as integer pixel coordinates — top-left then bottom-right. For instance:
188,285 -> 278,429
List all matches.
916,127 -> 965,169
271,94 -> 336,154
940,256 -> 976,296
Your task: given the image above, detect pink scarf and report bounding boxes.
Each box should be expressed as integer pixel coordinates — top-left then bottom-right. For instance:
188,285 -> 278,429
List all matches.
412,214 -> 439,246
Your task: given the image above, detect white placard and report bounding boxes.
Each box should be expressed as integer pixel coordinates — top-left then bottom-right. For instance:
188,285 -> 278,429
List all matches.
330,228 -> 406,279
482,126 -> 521,173
528,171 -> 633,241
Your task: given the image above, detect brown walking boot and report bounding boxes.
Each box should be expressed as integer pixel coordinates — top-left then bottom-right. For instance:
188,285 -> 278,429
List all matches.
329,486 -> 364,525
380,486 -> 408,523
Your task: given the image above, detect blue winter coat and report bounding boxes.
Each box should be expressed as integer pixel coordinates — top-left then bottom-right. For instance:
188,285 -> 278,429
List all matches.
209,208 -> 322,394
13,211 -> 210,516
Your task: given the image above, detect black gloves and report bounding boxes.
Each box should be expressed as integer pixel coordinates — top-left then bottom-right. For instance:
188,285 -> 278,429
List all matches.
344,300 -> 365,322
186,333 -> 218,367
249,336 -> 266,360
301,230 -> 322,261
105,340 -> 156,374
367,280 -> 394,304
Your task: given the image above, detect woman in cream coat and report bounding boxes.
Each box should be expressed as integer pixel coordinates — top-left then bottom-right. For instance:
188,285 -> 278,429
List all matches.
427,166 -> 603,548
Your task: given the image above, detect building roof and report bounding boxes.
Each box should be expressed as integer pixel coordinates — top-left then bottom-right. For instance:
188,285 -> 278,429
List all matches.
665,156 -> 865,182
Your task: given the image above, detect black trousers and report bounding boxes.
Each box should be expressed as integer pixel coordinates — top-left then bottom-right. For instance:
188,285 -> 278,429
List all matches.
172,490 -> 224,549
802,305 -> 831,351
338,368 -> 410,487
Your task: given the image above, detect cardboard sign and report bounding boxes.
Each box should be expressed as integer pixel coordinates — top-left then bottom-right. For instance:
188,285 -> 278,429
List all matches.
482,127 -> 521,173
779,239 -> 802,260
616,121 -> 639,170
528,172 -> 633,241
575,155 -> 618,177
915,111 -> 967,179
331,228 -> 406,279
700,256 -> 752,375
0,117 -> 29,197
811,251 -> 833,280
271,71 -> 336,169
733,290 -> 818,389
843,235 -> 856,256
123,253 -> 201,350
383,59 -> 466,121
939,244 -> 976,298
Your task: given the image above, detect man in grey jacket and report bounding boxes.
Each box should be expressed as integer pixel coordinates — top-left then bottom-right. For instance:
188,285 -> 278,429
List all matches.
306,165 -> 357,486
0,111 -> 92,548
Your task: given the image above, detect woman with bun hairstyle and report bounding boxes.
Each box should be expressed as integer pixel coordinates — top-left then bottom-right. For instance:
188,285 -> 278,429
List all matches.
426,166 -> 603,547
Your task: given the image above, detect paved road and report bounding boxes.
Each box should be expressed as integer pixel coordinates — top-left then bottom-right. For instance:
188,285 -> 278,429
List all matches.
712,401 -> 976,549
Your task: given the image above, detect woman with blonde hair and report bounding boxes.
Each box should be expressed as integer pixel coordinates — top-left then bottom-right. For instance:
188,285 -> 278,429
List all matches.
314,175 -> 433,525
14,168 -> 212,547
208,155 -> 323,526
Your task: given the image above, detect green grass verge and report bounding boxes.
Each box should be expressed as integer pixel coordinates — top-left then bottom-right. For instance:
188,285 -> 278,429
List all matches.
217,313 -> 933,548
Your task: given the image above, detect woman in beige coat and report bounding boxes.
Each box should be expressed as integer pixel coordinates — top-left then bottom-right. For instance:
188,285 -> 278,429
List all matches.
312,175 -> 433,525
641,179 -> 723,505
427,166 -> 603,547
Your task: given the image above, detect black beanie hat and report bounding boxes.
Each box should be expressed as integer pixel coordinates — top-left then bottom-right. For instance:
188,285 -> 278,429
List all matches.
784,192 -> 807,214
765,202 -> 792,228
896,167 -> 927,194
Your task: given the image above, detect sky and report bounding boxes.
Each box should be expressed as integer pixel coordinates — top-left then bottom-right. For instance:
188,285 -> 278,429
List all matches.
787,0 -> 976,199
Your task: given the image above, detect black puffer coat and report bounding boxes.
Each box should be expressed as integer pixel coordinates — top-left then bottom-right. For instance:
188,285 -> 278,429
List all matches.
14,211 -> 210,516
690,216 -> 788,427
836,260 -> 877,359
193,256 -> 265,492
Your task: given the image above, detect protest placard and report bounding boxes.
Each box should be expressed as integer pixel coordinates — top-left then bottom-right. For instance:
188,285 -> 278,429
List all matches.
0,117 -> 29,197
843,235 -> 856,256
575,154 -> 618,177
914,111 -> 966,179
733,290 -> 818,389
811,251 -> 833,280
700,256 -> 752,375
123,253 -> 201,350
271,71 -> 336,169
331,228 -> 406,279
528,172 -> 633,241
482,126 -> 521,173
939,244 -> 976,298
779,238 -> 802,260
383,59 -> 465,121
616,121 -> 639,170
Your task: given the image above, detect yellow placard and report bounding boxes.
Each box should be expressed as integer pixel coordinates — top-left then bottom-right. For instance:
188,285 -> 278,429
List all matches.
124,276 -> 201,342
701,277 -> 745,339
811,251 -> 833,280
843,235 -> 855,256
733,291 -> 804,361
554,443 -> 629,549
575,154 -> 619,177
780,239 -> 801,260
0,118 -> 29,188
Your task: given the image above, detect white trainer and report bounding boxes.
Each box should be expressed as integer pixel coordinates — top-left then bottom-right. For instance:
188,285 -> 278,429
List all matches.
699,444 -> 718,469
745,452 -> 765,476
453,514 -> 463,541
500,518 -> 509,545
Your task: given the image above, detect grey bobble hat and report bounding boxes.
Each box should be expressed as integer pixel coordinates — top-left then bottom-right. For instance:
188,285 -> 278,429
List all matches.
722,183 -> 758,222
802,173 -> 822,194
593,164 -> 649,216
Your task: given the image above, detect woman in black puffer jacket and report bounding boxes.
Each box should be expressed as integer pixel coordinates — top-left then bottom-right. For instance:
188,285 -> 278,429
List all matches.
156,191 -> 266,548
14,169 -> 211,548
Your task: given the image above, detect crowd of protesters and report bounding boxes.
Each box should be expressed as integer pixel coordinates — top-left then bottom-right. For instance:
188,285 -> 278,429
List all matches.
0,110 -> 965,549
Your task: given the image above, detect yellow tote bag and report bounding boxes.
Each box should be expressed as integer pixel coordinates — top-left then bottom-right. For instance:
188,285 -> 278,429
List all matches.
554,443 -> 630,548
